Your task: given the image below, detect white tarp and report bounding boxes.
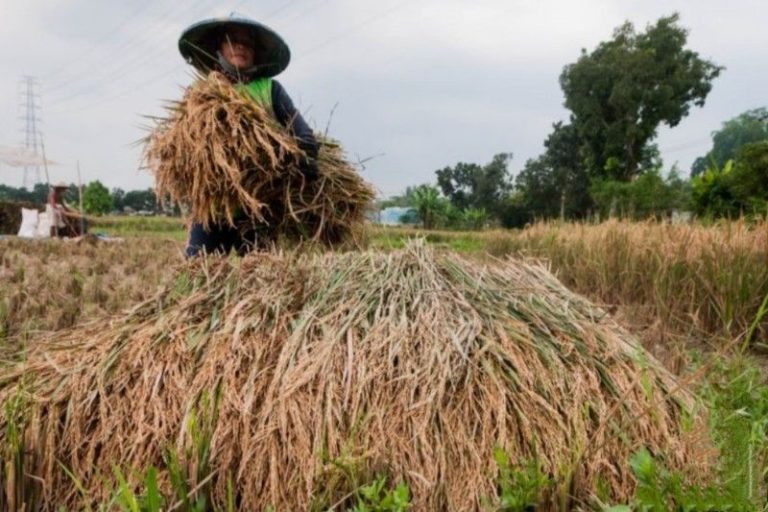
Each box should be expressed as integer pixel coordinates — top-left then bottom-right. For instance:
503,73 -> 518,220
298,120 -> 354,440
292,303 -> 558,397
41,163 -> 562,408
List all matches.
0,146 -> 56,167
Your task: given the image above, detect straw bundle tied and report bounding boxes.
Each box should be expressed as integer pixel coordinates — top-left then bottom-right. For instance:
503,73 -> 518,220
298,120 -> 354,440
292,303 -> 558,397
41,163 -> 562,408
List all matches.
143,72 -> 374,246
0,244 -> 707,510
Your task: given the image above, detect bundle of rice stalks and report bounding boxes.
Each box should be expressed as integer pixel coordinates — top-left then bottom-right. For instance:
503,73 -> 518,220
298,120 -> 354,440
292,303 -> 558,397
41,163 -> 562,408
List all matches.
144,72 -> 375,246
0,244 -> 707,510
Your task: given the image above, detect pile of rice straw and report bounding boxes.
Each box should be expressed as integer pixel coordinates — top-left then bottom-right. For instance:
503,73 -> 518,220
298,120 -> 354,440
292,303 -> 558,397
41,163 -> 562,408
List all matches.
0,243 -> 708,510
143,72 -> 374,246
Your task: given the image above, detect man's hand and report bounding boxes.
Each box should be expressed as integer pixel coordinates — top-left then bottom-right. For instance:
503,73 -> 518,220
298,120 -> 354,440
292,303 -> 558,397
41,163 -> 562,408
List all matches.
300,159 -> 319,181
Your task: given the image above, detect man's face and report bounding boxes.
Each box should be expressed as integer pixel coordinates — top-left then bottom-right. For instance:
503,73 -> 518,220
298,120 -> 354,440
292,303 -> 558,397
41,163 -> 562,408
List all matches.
220,26 -> 256,70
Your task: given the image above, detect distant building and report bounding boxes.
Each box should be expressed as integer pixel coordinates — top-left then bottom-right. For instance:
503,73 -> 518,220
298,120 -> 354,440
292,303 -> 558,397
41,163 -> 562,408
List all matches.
377,206 -> 417,226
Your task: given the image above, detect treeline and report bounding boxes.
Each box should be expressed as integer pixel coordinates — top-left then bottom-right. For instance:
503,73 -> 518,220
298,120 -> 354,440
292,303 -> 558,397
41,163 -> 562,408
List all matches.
0,181 -> 163,215
382,14 -> 767,228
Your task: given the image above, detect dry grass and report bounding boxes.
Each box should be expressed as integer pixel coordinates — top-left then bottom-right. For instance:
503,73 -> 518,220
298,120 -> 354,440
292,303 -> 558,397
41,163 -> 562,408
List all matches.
144,72 -> 375,246
0,237 -> 182,348
0,243 -> 707,510
372,219 -> 768,355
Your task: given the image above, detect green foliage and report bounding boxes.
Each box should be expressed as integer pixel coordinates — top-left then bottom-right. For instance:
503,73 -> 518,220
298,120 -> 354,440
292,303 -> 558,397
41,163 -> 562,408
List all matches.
608,356 -> 768,512
351,478 -> 411,512
691,141 -> 768,217
617,447 -> 753,511
729,142 -> 768,214
560,13 -> 722,180
123,188 -> 158,212
462,207 -> 489,230
1,386 -> 41,510
378,186 -> 422,209
493,449 -> 550,511
0,182 -> 49,204
691,160 -> 739,217
515,124 -> 592,223
436,153 -> 513,222
701,359 -> 768,504
692,107 -> 768,176
82,180 -> 114,215
111,187 -> 161,213
590,168 -> 690,219
410,184 -> 447,229
108,387 -> 223,512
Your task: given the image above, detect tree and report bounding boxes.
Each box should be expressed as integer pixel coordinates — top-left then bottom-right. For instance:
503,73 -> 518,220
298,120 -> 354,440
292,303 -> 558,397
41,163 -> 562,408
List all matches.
82,181 -> 113,215
122,189 -> 157,212
692,141 -> 768,217
436,162 -> 482,211
728,141 -> 768,213
590,168 -> 691,219
515,123 -> 592,221
435,153 -> 513,219
560,14 -> 722,181
378,186 -> 420,209
691,108 -> 768,176
112,188 -> 126,211
462,207 -> 489,230
514,156 -> 558,221
410,185 -> 445,229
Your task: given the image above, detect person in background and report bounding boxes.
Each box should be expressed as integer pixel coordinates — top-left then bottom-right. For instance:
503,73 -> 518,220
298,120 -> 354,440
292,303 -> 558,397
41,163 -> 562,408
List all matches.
178,14 -> 319,257
48,182 -> 87,237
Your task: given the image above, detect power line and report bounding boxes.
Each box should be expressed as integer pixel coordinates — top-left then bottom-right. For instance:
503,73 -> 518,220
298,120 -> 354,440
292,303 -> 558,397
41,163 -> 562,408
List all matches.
45,0 -> 215,97
46,0 -> 294,100
279,0 -> 330,26
48,65 -> 187,115
297,0 -> 415,59
49,0 -> 303,107
660,138 -> 712,154
44,0 -> 159,82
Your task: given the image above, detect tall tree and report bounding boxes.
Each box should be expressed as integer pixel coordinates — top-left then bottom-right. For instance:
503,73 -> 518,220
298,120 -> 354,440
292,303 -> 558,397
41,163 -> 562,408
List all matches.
691,107 -> 768,176
515,123 -> 592,220
112,188 -> 126,211
560,14 -> 722,181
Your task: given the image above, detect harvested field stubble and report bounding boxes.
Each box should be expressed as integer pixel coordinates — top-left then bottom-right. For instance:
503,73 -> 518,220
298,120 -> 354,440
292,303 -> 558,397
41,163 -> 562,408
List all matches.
0,243 -> 707,510
144,72 -> 375,246
0,237 -> 182,344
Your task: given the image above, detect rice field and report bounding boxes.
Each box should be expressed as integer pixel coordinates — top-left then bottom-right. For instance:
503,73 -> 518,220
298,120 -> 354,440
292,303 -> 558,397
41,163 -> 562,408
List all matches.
1,219 -> 766,510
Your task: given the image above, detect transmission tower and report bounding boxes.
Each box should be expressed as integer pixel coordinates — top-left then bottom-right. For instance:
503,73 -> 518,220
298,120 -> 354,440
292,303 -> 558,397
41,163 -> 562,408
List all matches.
19,75 -> 42,189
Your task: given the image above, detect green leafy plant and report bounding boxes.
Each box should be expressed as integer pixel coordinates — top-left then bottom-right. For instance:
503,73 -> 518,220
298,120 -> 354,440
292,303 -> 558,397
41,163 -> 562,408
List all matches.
351,477 -> 410,512
493,449 -> 550,511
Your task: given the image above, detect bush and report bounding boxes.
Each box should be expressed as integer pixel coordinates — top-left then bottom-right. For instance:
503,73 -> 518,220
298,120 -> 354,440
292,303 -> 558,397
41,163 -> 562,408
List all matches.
692,141 -> 768,218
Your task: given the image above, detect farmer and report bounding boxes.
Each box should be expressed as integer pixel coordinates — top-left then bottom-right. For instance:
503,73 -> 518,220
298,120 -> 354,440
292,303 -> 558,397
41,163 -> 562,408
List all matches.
48,182 -> 87,237
178,14 -> 319,257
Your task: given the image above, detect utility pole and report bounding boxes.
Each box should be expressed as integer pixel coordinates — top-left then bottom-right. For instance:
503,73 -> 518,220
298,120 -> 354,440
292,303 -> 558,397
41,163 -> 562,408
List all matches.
19,75 -> 42,189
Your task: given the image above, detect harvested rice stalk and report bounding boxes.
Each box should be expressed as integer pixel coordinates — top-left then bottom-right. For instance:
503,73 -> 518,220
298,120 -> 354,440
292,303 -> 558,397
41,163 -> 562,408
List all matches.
0,244 -> 709,510
143,72 -> 374,246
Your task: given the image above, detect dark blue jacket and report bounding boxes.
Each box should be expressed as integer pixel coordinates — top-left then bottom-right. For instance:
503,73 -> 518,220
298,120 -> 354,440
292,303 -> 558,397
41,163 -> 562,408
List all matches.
271,80 -> 319,161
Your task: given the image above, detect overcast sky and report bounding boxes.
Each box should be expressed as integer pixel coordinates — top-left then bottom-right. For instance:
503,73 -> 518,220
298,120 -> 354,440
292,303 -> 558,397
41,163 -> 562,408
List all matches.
0,0 -> 766,197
